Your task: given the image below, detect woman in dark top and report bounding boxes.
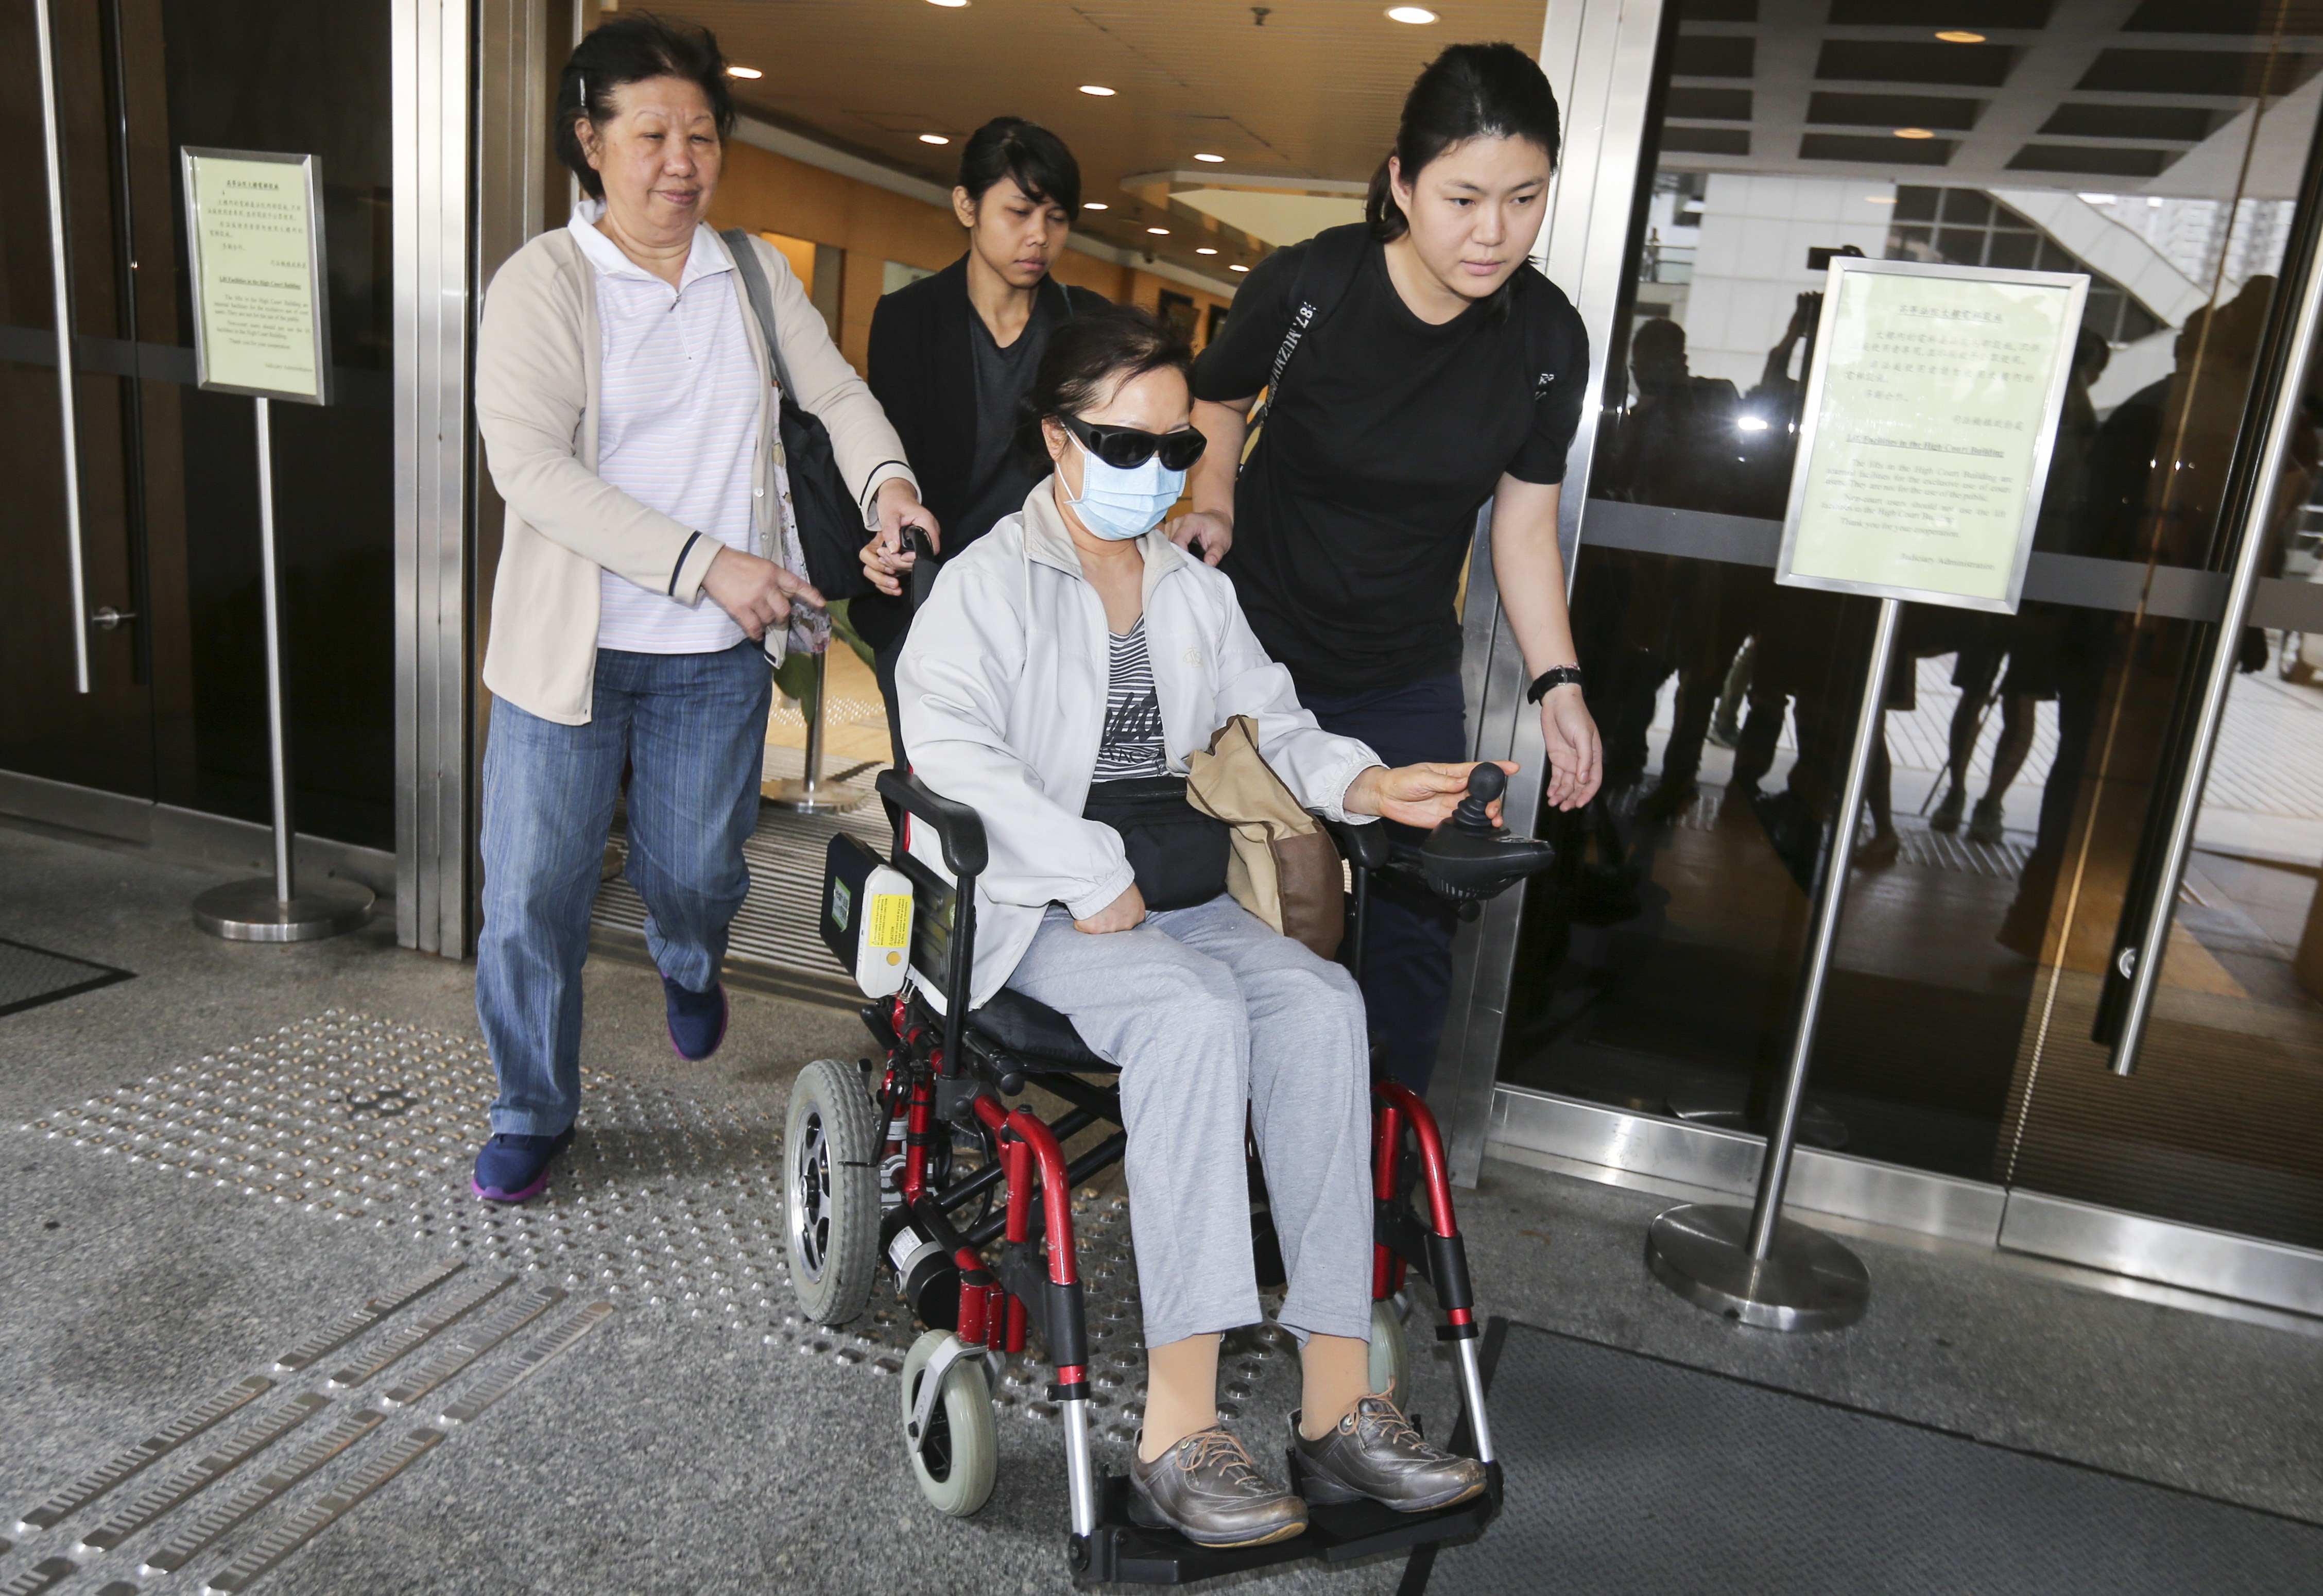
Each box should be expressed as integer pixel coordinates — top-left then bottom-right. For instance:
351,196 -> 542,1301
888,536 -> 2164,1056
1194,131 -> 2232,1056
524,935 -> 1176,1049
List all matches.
855,117 -> 1109,747
1179,43 -> 1602,1093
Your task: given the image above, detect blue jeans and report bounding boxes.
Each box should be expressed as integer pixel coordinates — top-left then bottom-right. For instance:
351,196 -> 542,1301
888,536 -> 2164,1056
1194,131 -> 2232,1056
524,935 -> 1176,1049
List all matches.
1300,673 -> 1466,1096
475,641 -> 772,1136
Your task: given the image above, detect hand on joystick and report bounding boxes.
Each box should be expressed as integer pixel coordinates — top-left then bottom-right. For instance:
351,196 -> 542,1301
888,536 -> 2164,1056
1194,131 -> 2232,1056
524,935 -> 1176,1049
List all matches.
1422,762 -> 1557,901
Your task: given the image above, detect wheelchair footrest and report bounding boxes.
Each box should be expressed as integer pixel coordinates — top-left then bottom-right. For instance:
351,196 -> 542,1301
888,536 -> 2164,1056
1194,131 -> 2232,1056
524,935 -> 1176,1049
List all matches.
1068,1460 -> 1501,1584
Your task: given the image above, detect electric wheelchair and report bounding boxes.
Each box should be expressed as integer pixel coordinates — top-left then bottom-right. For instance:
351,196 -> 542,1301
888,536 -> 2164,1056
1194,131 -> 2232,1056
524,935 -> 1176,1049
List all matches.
785,758 -> 1550,1583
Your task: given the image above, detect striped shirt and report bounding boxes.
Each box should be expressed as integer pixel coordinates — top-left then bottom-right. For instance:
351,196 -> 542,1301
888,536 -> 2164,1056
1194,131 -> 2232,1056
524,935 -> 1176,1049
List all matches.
568,202 -> 795,654
1093,619 -> 1167,781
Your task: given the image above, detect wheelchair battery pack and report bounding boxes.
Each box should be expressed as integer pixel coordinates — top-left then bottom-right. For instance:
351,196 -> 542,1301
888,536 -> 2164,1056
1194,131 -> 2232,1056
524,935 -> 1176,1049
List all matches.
821,833 -> 915,998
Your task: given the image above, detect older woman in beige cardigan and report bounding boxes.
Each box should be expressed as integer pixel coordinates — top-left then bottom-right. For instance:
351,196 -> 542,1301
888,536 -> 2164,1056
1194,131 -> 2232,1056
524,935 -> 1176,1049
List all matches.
469,16 -> 931,1204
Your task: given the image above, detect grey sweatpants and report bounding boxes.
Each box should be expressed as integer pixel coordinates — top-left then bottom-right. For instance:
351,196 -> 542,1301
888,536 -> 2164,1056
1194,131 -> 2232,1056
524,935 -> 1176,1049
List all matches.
1004,895 -> 1373,1349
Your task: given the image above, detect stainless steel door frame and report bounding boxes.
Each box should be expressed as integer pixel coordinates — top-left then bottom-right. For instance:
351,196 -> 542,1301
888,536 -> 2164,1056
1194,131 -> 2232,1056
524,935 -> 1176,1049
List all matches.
392,0 -> 475,956
1440,0 -> 1668,1186
1487,1085 -> 2323,1320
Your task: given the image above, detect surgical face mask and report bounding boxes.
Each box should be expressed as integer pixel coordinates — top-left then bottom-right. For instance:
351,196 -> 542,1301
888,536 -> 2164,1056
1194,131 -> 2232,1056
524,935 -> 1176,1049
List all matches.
1065,433 -> 1185,541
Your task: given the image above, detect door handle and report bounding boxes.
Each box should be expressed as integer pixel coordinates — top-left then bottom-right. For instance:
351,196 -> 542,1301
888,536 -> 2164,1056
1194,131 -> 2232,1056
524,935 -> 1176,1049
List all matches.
89,606 -> 137,631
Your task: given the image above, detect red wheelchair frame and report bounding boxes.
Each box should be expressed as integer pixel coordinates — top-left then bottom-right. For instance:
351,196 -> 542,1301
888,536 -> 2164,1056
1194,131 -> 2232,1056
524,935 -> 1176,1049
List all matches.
832,768 -> 1500,1583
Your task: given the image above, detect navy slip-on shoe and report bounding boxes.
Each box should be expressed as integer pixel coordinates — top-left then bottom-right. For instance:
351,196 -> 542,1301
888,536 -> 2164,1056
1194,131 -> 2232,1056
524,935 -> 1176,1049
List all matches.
663,976 -> 729,1061
472,1126 -> 576,1204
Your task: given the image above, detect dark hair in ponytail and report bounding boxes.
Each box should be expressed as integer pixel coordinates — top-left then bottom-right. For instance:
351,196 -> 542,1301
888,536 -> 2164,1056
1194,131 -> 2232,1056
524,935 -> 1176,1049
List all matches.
957,116 -> 1083,218
1365,42 -> 1561,242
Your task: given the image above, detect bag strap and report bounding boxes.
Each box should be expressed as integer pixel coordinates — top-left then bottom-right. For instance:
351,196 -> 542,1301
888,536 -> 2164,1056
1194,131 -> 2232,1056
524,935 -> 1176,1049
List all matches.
1509,263 -> 1561,407
1263,223 -> 1370,399
722,228 -> 797,398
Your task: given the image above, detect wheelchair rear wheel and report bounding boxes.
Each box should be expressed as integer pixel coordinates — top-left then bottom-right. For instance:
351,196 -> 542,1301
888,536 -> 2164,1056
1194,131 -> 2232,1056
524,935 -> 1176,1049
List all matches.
784,1058 -> 882,1324
900,1330 -> 998,1517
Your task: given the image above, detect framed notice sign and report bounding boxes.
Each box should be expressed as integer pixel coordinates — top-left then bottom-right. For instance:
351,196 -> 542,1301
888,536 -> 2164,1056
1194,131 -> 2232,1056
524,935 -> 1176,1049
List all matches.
179,147 -> 332,405
1776,256 -> 2087,613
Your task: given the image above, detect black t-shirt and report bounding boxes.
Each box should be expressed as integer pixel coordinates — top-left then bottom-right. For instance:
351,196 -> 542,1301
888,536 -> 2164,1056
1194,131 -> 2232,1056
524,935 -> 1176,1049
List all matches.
954,306 -> 1055,550
1192,234 -> 1589,694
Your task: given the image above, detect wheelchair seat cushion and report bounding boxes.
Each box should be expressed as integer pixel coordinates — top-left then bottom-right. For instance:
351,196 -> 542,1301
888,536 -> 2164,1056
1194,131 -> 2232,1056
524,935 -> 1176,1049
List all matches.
969,988 -> 1116,1072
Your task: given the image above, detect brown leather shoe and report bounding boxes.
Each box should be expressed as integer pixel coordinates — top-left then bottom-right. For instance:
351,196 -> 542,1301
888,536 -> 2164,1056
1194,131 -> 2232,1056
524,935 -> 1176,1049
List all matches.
1129,1426 -> 1309,1548
1290,1396 -> 1487,1512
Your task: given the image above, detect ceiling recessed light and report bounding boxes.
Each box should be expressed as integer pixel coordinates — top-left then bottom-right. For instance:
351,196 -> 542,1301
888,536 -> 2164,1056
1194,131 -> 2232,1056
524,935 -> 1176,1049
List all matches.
1194,152 -> 1225,163
1147,226 -> 1170,235
727,65 -> 763,79
1864,194 -> 1897,203
1082,202 -> 1108,210
1387,5 -> 1439,22
1935,29 -> 1984,42
2079,192 -> 2118,204
918,133 -> 950,145
1230,263 -> 1249,272
1894,127 -> 1935,139
1079,84 -> 1116,96
927,0 -> 970,7
1196,246 -> 1218,254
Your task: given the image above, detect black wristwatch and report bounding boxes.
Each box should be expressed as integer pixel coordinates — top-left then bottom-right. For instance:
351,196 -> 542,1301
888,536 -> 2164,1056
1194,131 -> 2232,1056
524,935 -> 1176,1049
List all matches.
1525,664 -> 1584,703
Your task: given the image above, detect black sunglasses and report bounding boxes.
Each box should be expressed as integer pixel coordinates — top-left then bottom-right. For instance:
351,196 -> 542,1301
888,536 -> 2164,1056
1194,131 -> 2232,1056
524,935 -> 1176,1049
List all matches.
1058,412 -> 1208,473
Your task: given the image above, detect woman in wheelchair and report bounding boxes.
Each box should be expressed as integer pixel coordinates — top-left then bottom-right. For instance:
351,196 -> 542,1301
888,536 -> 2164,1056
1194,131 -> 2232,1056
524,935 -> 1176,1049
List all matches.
894,304 -> 1498,1549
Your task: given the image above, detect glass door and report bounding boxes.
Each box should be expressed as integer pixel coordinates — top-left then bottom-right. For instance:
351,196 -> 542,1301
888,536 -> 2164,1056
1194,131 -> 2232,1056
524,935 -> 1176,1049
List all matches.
1,0 -> 154,800
1496,0 -> 2323,1257
0,0 -> 397,849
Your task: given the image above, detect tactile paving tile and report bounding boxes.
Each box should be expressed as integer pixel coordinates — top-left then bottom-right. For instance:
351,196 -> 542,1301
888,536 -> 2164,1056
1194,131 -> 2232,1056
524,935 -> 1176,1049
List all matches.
14,1011 -> 1345,1466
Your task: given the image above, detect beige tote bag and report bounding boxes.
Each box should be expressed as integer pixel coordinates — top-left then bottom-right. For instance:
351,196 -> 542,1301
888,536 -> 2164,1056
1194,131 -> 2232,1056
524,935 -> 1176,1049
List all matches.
1185,715 -> 1346,960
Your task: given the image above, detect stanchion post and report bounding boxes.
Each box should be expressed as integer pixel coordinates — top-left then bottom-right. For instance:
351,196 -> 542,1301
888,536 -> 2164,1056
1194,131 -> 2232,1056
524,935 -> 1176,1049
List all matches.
256,397 -> 294,902
1642,597 -> 1896,1330
190,398 -> 374,941
764,647 -> 865,814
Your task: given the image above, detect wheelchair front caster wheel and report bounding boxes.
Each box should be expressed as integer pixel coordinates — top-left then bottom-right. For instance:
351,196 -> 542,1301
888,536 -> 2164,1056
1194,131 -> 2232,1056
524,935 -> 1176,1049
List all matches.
1369,1297 -> 1412,1411
784,1058 -> 882,1324
900,1329 -> 997,1517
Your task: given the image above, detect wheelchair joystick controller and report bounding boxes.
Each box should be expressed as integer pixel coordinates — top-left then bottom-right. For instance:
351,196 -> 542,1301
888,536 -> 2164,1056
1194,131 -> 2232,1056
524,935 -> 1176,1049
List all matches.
1421,762 -> 1557,902
1450,760 -> 1508,835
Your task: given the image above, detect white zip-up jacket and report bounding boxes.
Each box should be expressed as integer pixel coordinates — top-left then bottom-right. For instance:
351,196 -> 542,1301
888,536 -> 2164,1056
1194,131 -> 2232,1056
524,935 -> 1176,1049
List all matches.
897,479 -> 1383,1009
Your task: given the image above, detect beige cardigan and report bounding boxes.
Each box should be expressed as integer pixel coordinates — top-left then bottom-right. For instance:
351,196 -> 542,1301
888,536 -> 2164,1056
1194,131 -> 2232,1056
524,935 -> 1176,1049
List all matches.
475,226 -> 916,724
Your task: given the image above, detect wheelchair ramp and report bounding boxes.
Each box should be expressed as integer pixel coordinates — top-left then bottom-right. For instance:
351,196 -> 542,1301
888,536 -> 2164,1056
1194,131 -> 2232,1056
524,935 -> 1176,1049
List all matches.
1424,1323 -> 2323,1595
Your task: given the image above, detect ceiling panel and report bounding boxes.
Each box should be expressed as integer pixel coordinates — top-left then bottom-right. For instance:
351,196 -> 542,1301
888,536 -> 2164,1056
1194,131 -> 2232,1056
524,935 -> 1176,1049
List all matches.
626,1 -> 1550,282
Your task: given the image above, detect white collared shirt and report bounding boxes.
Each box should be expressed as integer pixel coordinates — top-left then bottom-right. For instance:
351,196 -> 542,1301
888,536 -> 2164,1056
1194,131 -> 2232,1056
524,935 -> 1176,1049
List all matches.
568,200 -> 788,654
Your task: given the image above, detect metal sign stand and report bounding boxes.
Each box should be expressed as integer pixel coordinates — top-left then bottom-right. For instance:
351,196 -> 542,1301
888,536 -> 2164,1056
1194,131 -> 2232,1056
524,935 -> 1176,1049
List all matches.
192,398 -> 375,942
179,146 -> 371,942
1643,597 -> 1896,1331
1642,255 -> 2089,1332
764,649 -> 864,813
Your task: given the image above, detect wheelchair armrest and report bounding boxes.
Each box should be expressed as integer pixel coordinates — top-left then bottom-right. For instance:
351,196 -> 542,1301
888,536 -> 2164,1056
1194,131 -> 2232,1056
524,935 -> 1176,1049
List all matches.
1323,815 -> 1392,873
876,770 -> 989,878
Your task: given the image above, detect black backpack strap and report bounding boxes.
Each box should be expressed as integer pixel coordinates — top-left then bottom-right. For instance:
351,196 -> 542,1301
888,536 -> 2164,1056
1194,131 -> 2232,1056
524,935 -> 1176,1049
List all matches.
1510,263 -> 1562,407
722,228 -> 797,397
1264,224 -> 1370,398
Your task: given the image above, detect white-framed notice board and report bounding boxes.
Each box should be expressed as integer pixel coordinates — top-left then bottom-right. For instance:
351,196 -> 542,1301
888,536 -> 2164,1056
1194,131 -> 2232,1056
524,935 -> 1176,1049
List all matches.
1775,256 -> 2087,614
179,147 -> 332,405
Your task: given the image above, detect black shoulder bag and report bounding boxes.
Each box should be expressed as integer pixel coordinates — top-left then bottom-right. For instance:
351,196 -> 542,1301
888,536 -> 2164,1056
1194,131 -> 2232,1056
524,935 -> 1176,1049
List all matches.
724,229 -> 876,600
1081,776 -> 1231,912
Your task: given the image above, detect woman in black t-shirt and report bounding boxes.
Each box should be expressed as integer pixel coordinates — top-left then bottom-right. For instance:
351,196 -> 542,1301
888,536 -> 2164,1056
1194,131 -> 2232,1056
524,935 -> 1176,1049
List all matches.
856,118 -> 1109,758
1180,43 -> 1601,1093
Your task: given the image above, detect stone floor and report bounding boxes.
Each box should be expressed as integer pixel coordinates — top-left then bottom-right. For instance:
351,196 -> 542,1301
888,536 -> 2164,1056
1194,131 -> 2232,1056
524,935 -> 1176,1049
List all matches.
2,816 -> 2320,1596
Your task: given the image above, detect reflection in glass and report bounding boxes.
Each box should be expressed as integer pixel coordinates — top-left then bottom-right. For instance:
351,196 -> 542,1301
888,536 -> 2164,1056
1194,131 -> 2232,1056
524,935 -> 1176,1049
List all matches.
1505,0 -> 2323,1242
